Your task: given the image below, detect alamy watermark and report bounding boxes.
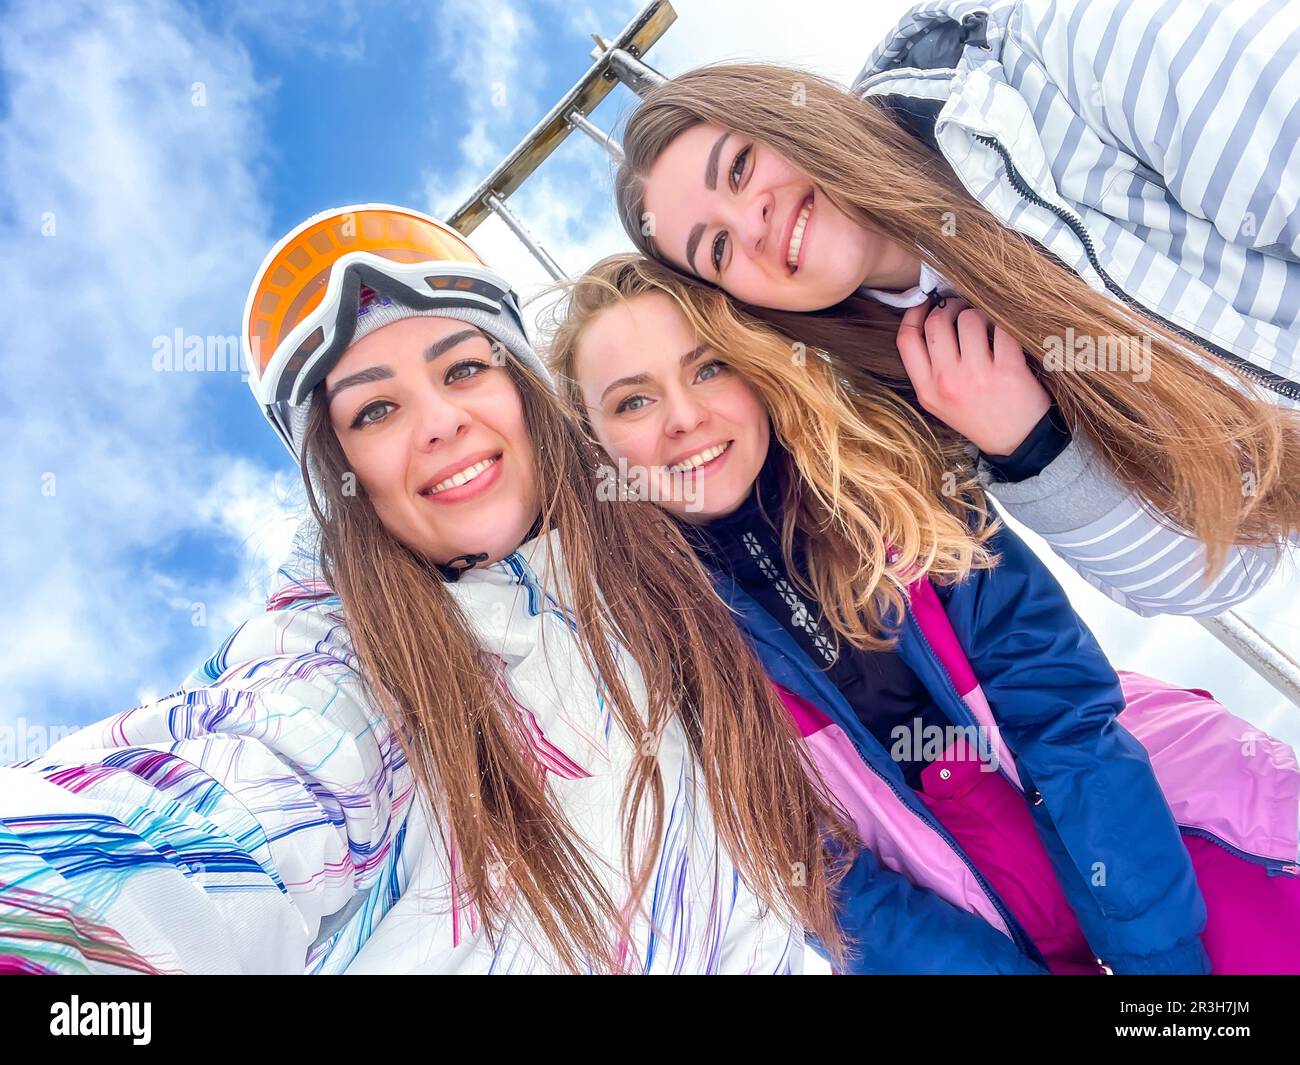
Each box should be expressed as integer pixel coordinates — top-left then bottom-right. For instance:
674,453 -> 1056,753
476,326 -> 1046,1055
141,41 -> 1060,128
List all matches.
50,997 -> 151,1045
152,329 -> 256,378
595,456 -> 705,513
1043,327 -> 1151,383
889,718 -> 1000,773
1,718 -> 79,762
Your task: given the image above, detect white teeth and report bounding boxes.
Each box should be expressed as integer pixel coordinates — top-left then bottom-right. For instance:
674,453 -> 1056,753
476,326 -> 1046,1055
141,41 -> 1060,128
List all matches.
787,196 -> 812,270
423,456 -> 498,496
670,442 -> 729,471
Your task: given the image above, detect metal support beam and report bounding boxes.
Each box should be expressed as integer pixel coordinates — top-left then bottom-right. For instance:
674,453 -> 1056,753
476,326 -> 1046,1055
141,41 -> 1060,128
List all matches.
445,0 -> 674,241
1199,612 -> 1300,710
603,46 -> 668,95
483,194 -> 565,282
567,110 -> 625,165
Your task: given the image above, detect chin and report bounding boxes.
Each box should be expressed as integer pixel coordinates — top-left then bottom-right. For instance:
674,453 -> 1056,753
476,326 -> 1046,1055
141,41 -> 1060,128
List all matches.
810,270 -> 865,309
483,505 -> 543,559
772,278 -> 850,313
695,488 -> 748,522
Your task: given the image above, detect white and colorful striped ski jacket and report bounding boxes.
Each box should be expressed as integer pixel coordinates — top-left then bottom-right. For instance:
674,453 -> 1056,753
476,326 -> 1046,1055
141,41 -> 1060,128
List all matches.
0,528 -> 801,974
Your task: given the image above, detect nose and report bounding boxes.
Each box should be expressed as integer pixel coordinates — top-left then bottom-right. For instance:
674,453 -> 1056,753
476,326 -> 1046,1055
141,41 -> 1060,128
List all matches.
661,382 -> 707,438
730,187 -> 774,261
412,385 -> 473,451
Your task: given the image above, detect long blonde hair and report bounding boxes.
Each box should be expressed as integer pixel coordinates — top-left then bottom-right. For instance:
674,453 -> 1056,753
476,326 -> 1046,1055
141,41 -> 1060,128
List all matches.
615,62 -> 1300,575
298,353 -> 859,972
542,252 -> 1001,652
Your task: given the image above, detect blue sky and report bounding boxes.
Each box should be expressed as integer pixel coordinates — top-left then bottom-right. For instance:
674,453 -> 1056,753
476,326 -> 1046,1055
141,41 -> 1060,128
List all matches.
2,0 -> 1298,759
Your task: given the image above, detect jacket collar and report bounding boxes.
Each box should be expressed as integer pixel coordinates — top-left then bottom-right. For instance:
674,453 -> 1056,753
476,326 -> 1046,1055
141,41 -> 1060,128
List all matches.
434,511 -> 545,582
853,3 -> 1009,90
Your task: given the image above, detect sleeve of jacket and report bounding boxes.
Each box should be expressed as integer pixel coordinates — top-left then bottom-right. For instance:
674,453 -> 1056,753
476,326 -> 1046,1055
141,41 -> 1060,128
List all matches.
1016,0 -> 1300,260
977,434 -> 1281,617
0,602 -> 413,975
938,521 -> 1211,974
808,839 -> 1048,974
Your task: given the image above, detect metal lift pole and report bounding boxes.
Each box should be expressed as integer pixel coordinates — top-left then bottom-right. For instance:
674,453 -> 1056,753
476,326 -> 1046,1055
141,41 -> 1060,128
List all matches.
444,0 -> 675,279
1199,613 -> 1300,710
482,193 -> 567,281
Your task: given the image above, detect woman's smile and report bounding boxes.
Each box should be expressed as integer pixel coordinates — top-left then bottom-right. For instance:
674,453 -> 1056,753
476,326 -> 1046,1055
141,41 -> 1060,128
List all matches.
418,451 -> 504,504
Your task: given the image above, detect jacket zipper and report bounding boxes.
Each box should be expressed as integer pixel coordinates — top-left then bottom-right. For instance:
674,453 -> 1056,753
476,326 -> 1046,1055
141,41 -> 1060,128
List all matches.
1178,825 -> 1300,877
901,595 -> 1022,794
769,593 -> 1038,958
972,133 -> 1300,404
905,583 -> 1300,884
823,685 -> 1039,959
729,546 -> 1039,957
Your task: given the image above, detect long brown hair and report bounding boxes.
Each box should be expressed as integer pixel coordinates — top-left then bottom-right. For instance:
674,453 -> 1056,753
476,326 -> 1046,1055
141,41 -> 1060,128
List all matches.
297,350 -> 859,972
615,62 -> 1300,575
542,252 -> 1000,653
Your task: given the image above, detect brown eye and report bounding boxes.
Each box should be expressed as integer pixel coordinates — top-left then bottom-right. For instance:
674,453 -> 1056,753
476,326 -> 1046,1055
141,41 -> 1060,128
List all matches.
711,230 -> 727,274
729,145 -> 750,191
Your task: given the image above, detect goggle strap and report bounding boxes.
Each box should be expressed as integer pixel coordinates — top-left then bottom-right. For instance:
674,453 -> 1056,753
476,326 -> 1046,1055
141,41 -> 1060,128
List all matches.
276,262 -> 512,406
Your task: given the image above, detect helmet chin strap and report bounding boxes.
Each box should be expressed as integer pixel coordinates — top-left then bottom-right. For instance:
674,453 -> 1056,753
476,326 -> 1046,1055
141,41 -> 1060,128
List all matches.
435,552 -> 490,583
433,511 -> 545,583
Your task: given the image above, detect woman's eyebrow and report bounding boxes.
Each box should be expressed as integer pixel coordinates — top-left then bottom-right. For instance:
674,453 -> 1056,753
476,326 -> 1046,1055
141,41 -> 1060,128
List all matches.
423,328 -> 486,362
326,329 -> 488,405
599,345 -> 707,404
686,131 -> 730,274
704,130 -> 728,191
601,371 -> 649,404
326,365 -> 392,404
681,343 -> 707,366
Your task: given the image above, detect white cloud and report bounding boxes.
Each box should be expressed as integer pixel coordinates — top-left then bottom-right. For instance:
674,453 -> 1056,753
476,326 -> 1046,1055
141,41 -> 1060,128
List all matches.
193,461 -> 306,635
648,0 -> 902,85
0,0 -> 286,726
423,0 -> 543,219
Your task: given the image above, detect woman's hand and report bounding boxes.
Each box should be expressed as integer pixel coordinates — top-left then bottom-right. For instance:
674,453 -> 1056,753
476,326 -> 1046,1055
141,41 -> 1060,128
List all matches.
896,297 -> 1052,456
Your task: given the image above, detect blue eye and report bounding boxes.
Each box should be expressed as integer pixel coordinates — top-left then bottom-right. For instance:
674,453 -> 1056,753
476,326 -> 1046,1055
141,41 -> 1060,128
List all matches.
351,400 -> 394,429
446,358 -> 489,384
615,394 -> 649,415
696,359 -> 726,382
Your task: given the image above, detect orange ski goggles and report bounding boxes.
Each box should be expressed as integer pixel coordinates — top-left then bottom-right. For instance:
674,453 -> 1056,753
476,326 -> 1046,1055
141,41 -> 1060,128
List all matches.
242,203 -> 524,453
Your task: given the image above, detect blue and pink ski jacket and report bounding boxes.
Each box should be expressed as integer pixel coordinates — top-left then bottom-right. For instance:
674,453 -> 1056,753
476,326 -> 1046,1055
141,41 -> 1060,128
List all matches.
712,520 -> 1300,974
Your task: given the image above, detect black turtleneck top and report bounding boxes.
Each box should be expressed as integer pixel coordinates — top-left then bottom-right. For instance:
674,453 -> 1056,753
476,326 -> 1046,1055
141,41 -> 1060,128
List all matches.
676,437 -> 943,788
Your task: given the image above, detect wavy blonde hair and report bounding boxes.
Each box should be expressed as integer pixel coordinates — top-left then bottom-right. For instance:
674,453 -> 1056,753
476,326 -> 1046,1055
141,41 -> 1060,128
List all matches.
614,62 -> 1300,576
542,252 -> 1000,652
299,352 -> 860,972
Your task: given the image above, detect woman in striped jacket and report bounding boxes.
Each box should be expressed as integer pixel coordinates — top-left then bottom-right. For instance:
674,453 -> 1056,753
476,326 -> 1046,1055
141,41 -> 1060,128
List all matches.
0,204 -> 859,975
612,0 -> 1300,617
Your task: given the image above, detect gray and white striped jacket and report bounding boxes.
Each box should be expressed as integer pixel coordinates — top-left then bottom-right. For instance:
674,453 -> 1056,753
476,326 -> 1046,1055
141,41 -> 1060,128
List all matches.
853,0 -> 1299,616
